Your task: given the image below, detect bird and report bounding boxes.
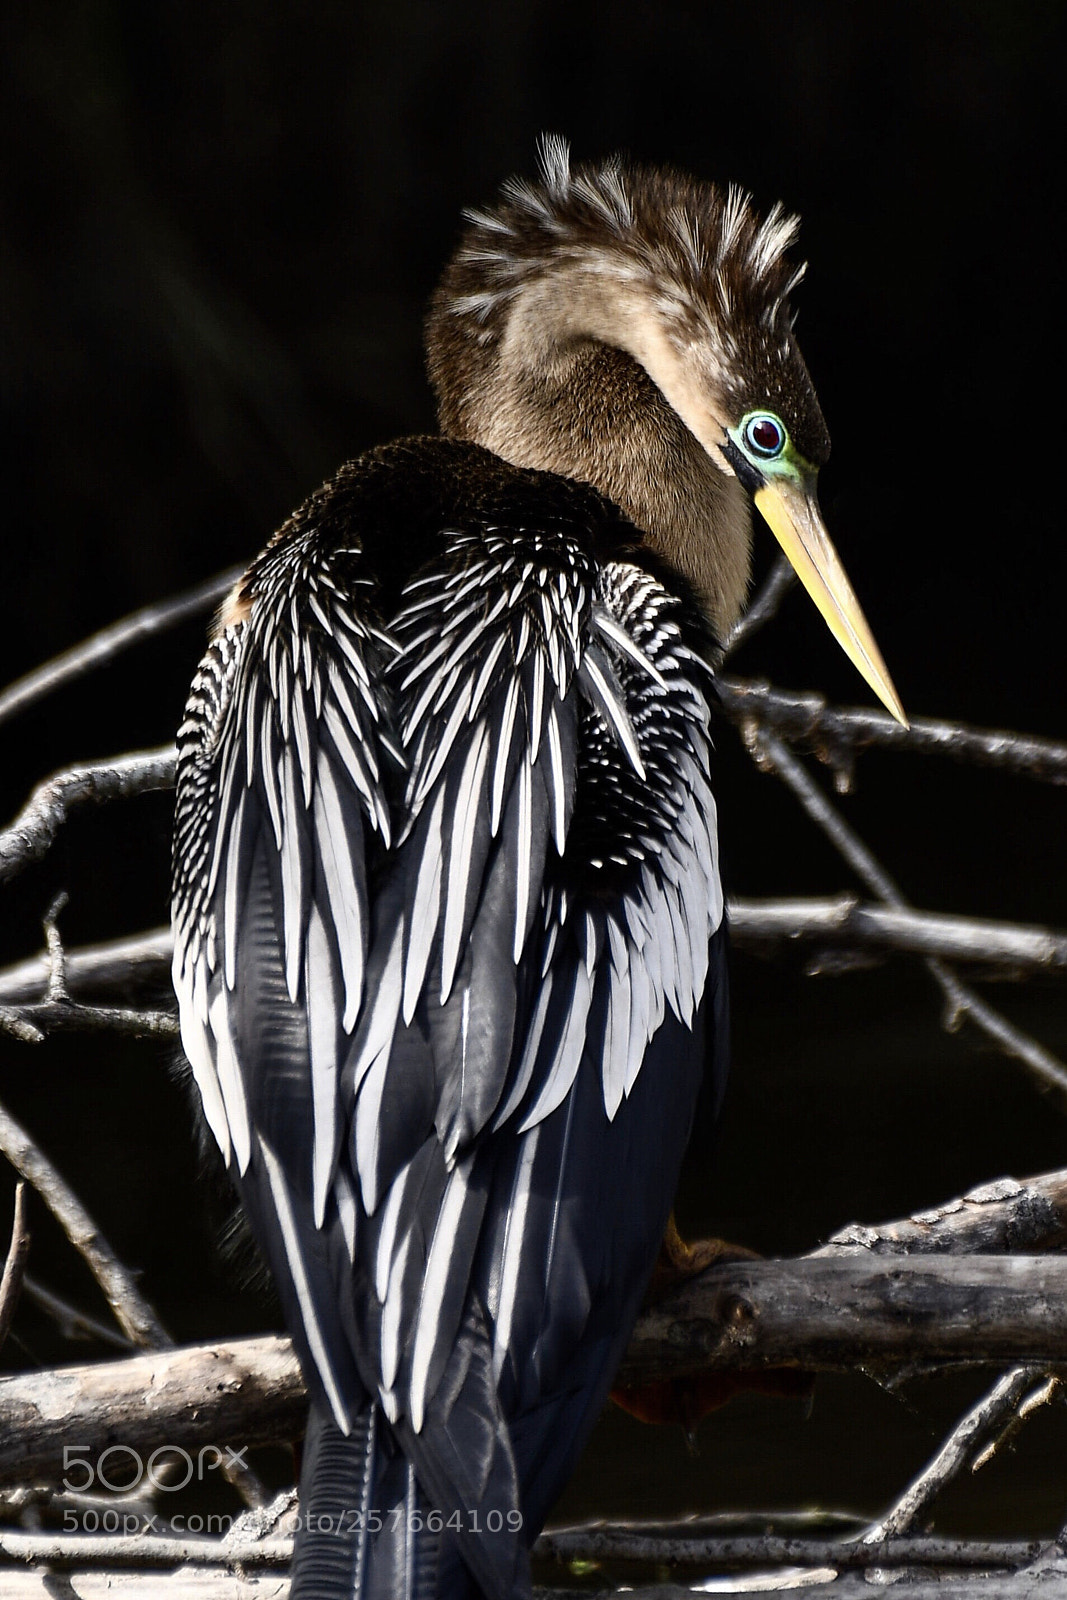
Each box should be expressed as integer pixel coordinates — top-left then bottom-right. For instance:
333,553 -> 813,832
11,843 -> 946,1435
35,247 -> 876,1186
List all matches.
171,136 -> 904,1600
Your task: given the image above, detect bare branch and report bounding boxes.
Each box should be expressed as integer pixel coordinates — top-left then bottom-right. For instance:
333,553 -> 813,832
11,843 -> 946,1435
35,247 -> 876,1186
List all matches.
0,1334 -> 305,1483
720,555 -> 795,657
0,999 -> 179,1045
616,1254 -> 1067,1386
0,930 -> 174,1005
537,1522 -> 1039,1571
748,728 -> 1067,1102
815,1171 -> 1067,1258
0,1100 -> 170,1350
0,1526 -> 1043,1572
719,676 -> 1067,784
0,1186 -> 29,1354
20,1275 -> 135,1351
864,1365 -> 1059,1542
10,890 -> 1067,1020
0,749 -> 177,888
730,896 -> 1067,973
0,1102 -> 267,1508
8,1257 -> 1067,1485
0,568 -> 241,732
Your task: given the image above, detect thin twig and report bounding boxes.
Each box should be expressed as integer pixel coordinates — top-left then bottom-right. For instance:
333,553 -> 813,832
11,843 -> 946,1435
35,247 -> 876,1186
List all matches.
863,1366 -> 1057,1542
42,894 -> 69,1002
0,929 -> 174,1005
0,568 -> 241,731
0,1101 -> 170,1349
0,1185 -> 30,1353
748,729 -> 1067,1102
719,676 -> 1067,784
0,748 -> 177,888
720,555 -> 795,658
20,1275 -> 134,1350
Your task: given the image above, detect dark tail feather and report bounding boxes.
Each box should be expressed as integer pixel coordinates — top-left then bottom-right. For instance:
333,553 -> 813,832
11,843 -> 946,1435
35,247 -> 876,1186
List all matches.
292,1402 -> 446,1600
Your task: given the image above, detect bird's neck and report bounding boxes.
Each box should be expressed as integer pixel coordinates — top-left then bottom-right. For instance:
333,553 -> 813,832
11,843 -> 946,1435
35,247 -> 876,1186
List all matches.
427,276 -> 752,638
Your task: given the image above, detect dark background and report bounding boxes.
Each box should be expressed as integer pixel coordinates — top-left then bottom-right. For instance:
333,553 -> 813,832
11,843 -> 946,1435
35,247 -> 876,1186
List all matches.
2,0 -> 1067,1552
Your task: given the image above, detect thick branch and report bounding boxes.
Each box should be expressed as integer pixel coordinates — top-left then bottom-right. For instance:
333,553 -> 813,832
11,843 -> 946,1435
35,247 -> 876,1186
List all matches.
616,1254 -> 1067,1385
719,676 -> 1067,784
0,749 -> 176,887
815,1171 -> 1067,1257
7,1257 -> 1067,1483
0,1335 -> 305,1482
0,568 -> 241,731
0,999 -> 179,1045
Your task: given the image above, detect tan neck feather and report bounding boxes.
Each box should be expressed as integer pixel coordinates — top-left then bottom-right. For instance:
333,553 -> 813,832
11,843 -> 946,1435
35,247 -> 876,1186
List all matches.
436,270 -> 752,637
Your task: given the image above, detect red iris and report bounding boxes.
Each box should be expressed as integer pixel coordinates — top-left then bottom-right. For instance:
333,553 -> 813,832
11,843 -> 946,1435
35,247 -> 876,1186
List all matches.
748,417 -> 783,455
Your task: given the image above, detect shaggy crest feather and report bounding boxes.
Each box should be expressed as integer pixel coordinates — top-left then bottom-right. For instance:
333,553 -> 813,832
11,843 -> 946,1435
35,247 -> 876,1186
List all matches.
451,135 -> 803,341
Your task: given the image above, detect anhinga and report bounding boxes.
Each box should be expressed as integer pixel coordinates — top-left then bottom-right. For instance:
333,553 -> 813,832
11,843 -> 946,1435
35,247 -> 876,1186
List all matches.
172,138 -> 903,1600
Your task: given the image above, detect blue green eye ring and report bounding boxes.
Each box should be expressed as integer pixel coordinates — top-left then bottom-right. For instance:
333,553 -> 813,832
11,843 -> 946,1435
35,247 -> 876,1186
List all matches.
742,412 -> 787,459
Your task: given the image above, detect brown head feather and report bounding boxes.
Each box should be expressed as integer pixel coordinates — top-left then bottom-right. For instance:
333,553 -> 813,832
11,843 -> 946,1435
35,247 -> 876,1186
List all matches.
427,138 -> 830,634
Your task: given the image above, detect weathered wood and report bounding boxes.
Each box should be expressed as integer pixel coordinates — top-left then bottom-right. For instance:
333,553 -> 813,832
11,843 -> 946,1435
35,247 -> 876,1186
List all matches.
2,1571 -> 1067,1598
618,1254 -> 1067,1384
6,1258 -> 1067,1485
815,1172 -> 1067,1257
0,1336 -> 305,1483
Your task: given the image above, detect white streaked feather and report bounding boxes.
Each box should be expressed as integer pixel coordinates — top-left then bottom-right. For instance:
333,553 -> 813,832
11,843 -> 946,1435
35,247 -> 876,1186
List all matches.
544,707 -> 568,854
279,749 -> 306,1003
207,984 -> 252,1173
408,1160 -> 472,1433
312,750 -> 366,1032
513,757 -> 533,962
592,606 -> 668,688
257,1134 -> 350,1434
349,919 -> 405,1099
403,786 -> 446,1023
439,722 -> 491,1001
380,1225 -> 413,1394
374,1166 -> 410,1302
306,902 -> 338,1228
528,648 -> 546,759
580,652 -> 646,778
490,676 -> 520,836
175,972 -> 231,1166
333,1167 -> 358,1264
517,959 -> 593,1132
493,970 -> 555,1128
221,784 -> 247,989
491,1125 -> 540,1378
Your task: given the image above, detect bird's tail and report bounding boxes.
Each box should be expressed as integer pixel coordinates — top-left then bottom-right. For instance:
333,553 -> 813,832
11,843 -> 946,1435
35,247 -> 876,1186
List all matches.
292,1402 -> 465,1600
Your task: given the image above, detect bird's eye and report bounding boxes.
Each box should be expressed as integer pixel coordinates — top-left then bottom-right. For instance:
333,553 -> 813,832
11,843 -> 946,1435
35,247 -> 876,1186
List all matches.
743,413 -> 787,458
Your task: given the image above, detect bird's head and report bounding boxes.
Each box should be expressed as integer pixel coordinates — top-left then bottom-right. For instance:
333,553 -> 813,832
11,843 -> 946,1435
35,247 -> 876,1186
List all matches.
428,137 -> 904,723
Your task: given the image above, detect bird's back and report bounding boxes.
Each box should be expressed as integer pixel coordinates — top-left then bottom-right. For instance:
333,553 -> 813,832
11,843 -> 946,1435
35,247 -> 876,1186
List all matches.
172,436 -> 728,1598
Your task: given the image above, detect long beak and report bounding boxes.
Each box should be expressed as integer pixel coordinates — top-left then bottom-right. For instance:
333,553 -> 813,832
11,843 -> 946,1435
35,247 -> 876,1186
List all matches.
754,480 -> 907,726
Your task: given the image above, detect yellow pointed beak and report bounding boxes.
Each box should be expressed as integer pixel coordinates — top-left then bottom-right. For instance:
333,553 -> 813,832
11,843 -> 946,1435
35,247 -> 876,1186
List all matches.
754,480 -> 907,726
